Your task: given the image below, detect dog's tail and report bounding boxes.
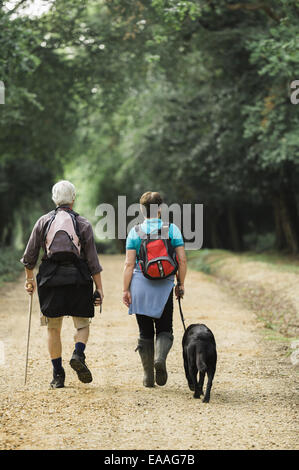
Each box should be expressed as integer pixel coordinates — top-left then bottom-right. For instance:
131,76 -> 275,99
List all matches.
196,347 -> 207,373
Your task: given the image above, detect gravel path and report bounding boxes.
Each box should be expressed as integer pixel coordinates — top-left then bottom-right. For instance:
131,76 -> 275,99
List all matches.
0,255 -> 298,450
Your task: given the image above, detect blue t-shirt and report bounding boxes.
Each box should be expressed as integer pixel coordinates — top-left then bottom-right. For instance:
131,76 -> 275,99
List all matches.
126,218 -> 184,256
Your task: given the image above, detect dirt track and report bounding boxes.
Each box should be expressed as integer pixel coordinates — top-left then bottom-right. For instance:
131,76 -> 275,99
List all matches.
0,255 -> 298,450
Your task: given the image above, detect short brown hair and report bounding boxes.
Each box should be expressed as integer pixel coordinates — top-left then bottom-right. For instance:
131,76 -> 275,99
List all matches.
140,191 -> 163,217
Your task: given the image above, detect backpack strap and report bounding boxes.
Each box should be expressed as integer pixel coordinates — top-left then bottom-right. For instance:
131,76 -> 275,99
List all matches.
135,224 -> 150,262
43,211 -> 56,247
68,211 -> 82,244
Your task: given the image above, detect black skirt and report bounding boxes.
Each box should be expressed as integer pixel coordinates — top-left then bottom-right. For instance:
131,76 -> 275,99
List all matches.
36,259 -> 94,318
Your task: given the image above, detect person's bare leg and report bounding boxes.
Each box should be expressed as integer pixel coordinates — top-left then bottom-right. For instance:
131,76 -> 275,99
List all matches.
48,327 -> 65,388
48,327 -> 62,359
74,325 -> 89,345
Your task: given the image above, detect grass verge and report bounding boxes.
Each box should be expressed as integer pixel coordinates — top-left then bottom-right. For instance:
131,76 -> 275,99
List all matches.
188,249 -> 299,345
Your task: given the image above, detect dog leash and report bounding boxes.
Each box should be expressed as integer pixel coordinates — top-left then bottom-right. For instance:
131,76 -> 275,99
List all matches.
176,279 -> 187,332
178,297 -> 187,332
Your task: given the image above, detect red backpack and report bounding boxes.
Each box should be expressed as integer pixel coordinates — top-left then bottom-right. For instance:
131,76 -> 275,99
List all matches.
135,223 -> 179,280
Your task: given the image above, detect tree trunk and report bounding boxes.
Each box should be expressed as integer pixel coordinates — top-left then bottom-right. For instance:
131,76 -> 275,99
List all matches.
275,190 -> 299,253
203,208 -> 211,248
117,238 -> 126,253
210,209 -> 222,249
284,187 -> 299,241
273,197 -> 286,250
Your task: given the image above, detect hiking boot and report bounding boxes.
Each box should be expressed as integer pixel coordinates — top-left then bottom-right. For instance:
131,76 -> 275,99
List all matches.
154,332 -> 173,386
136,338 -> 155,387
50,367 -> 65,389
70,350 -> 93,383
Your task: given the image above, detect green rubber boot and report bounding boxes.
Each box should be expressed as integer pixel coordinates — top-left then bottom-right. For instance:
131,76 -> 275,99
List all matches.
154,332 -> 174,386
136,338 -> 155,387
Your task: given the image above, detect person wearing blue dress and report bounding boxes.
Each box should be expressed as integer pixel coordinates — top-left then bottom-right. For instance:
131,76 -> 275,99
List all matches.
123,192 -> 187,387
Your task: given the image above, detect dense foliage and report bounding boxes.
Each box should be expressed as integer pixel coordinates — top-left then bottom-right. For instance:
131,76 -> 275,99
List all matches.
0,0 -> 298,253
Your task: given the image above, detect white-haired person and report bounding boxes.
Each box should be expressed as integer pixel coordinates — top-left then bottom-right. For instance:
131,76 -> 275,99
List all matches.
21,180 -> 104,389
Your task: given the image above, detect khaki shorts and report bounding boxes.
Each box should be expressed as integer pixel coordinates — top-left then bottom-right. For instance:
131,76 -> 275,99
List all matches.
40,314 -> 90,329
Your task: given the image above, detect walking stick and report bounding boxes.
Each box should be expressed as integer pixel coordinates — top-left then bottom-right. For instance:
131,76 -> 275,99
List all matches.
24,287 -> 33,385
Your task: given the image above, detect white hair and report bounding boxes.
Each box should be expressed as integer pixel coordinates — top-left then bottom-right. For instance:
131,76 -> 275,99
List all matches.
52,180 -> 76,206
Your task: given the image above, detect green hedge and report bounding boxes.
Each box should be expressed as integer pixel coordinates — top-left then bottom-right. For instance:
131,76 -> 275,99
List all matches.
0,248 -> 24,284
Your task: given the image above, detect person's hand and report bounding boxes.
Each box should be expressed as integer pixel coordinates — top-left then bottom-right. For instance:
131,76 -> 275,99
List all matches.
123,290 -> 132,307
25,279 -> 36,296
94,289 -> 104,306
175,283 -> 185,300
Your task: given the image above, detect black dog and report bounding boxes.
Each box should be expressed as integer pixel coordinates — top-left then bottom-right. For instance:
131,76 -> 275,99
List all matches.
182,324 -> 217,402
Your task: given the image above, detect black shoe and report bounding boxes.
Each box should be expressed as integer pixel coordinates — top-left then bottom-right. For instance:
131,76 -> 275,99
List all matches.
70,350 -> 93,383
50,367 -> 65,389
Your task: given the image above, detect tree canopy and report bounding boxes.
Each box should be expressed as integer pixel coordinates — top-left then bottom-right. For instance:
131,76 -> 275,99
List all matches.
0,0 -> 298,252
